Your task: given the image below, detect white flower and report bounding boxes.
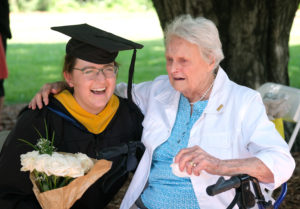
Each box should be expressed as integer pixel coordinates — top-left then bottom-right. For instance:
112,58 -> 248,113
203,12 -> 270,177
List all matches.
62,154 -> 84,177
20,151 -> 39,172
75,153 -> 94,173
19,130 -> 97,192
34,154 -> 51,174
20,151 -> 94,178
43,152 -> 71,176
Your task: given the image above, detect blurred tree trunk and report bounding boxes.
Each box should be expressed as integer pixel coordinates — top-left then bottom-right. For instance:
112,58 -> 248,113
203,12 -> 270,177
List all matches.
152,0 -> 300,89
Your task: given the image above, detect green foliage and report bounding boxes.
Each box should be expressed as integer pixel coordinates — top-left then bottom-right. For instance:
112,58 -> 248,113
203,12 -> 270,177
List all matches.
33,170 -> 74,192
14,0 -> 39,12
10,0 -> 52,12
102,0 -> 153,12
48,0 -> 83,12
19,119 -> 56,155
10,0 -> 154,13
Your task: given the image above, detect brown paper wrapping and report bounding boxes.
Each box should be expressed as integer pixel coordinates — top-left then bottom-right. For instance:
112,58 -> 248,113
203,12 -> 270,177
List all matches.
30,159 -> 112,209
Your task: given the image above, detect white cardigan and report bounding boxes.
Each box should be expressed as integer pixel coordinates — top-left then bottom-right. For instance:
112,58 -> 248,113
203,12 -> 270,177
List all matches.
115,67 -> 295,209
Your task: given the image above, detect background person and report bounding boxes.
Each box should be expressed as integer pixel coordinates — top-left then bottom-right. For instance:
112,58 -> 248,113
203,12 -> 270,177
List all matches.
29,15 -> 295,209
0,0 -> 12,130
0,24 -> 143,209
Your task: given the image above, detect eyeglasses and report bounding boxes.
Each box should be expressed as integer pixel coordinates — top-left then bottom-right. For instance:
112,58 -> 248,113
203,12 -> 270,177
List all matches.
73,65 -> 118,79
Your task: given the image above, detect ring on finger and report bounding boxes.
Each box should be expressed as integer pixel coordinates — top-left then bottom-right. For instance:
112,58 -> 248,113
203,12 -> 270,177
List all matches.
189,161 -> 197,167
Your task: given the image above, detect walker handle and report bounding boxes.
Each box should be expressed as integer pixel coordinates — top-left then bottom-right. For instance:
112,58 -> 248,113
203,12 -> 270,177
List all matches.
206,176 -> 241,196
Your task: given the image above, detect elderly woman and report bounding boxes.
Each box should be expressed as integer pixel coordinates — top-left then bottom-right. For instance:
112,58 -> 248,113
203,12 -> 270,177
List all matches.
0,24 -> 144,209
29,15 -> 295,209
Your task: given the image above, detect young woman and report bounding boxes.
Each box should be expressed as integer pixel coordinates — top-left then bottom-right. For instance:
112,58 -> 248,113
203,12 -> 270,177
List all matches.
0,24 -> 144,209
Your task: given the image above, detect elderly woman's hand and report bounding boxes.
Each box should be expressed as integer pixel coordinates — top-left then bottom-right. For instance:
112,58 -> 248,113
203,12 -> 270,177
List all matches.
28,81 -> 66,110
174,145 -> 221,176
174,145 -> 275,183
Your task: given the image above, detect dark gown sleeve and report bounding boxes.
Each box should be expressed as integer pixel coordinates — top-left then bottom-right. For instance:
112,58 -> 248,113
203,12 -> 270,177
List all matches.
0,108 -> 50,209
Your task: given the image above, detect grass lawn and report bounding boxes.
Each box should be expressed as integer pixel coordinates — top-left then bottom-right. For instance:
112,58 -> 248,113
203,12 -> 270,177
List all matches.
289,44 -> 300,88
4,11 -> 300,104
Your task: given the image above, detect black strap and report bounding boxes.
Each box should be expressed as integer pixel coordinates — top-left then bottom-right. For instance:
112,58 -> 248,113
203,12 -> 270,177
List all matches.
96,141 -> 144,172
97,141 -> 145,193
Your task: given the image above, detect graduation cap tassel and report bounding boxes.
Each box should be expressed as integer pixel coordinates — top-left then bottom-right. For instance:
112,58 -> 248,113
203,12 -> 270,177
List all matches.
127,49 -> 137,104
127,49 -> 144,125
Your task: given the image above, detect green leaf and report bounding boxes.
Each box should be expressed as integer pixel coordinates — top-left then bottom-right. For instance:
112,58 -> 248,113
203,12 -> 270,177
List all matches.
42,182 -> 50,192
33,170 -> 43,191
44,119 -> 48,140
51,131 -> 55,148
33,126 -> 43,139
18,139 -> 39,151
52,175 -> 58,188
58,176 -> 74,188
58,177 -> 67,188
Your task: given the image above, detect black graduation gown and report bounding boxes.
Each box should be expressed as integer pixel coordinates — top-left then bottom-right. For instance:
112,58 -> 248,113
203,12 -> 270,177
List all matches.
0,95 -> 143,209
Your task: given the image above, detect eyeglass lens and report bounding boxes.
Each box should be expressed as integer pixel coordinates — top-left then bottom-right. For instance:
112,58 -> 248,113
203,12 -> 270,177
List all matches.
75,66 -> 117,79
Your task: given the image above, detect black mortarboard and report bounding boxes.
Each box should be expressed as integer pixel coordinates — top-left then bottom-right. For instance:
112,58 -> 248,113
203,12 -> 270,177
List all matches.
51,23 -> 143,103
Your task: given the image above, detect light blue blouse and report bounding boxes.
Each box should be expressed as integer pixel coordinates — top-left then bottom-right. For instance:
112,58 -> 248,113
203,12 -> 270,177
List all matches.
141,94 -> 208,209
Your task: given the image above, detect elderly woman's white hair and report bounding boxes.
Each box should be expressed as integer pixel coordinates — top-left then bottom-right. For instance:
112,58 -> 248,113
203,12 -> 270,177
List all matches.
165,15 -> 224,70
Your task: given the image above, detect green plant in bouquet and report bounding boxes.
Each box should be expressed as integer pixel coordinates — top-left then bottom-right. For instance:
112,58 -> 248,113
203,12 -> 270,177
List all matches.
32,168 -> 74,192
19,119 -> 56,155
19,120 -> 94,192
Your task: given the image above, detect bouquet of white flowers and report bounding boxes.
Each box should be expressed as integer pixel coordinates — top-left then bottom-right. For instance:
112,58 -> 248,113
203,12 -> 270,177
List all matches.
19,122 -> 112,209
